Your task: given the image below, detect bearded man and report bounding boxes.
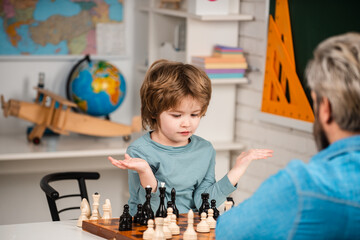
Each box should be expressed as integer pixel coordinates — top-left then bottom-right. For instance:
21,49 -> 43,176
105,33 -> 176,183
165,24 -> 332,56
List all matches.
216,33 -> 360,239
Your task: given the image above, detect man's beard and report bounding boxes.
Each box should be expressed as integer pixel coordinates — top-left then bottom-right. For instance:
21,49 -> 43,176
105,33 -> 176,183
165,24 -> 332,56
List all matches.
313,111 -> 330,151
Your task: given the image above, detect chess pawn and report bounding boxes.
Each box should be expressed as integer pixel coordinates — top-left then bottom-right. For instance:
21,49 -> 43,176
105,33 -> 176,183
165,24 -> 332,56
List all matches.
210,199 -> 220,220
166,207 -> 173,222
163,217 -> 172,239
206,209 -> 216,229
224,197 -> 234,212
199,193 -> 210,216
196,212 -> 210,233
171,188 -> 179,218
143,219 -> 155,240
134,204 -> 143,224
77,203 -> 89,227
153,217 -> 165,240
166,201 -> 173,212
224,201 -> 233,212
183,209 -> 197,240
156,182 -> 167,218
119,204 -> 132,231
169,214 -> 180,235
227,197 -> 235,207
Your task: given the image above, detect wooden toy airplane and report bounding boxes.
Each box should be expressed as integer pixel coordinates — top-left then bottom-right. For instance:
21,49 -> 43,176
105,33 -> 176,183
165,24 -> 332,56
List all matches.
1,87 -> 142,144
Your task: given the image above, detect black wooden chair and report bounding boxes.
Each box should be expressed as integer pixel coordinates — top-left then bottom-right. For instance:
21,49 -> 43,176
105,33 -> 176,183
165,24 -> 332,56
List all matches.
40,171 -> 100,221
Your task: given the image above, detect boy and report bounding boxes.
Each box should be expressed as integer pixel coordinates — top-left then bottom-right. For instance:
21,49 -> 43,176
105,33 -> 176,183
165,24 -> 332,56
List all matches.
109,59 -> 272,215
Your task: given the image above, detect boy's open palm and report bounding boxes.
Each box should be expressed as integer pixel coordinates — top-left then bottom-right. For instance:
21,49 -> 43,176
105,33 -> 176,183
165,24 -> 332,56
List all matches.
228,149 -> 273,185
235,149 -> 273,173
108,154 -> 150,174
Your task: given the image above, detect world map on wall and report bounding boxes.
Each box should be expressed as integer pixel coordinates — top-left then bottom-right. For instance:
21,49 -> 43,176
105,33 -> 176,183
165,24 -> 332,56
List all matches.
0,0 -> 123,55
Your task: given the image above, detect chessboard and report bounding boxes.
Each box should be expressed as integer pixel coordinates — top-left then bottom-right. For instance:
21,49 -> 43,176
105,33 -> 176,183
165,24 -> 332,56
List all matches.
82,213 -> 215,240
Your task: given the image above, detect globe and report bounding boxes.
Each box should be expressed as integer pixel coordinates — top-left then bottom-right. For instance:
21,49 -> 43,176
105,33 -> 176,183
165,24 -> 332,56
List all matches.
67,56 -> 126,117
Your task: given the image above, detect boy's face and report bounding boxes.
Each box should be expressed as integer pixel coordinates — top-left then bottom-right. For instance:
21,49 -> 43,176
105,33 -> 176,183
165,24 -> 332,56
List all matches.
152,96 -> 202,147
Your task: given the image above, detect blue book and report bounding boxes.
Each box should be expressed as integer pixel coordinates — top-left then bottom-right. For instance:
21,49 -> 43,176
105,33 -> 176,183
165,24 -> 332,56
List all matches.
207,73 -> 244,79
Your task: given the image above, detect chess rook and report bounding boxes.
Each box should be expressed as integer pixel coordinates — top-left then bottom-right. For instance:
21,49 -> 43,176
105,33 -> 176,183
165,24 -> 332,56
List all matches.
199,193 -> 210,216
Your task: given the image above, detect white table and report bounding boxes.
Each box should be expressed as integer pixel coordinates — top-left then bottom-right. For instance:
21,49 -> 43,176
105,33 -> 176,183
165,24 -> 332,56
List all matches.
0,220 -> 104,240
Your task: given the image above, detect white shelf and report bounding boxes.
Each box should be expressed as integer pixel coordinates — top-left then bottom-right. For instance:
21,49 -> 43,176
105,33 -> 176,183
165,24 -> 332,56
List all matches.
0,133 -> 244,161
0,134 -> 131,161
143,7 -> 253,21
211,78 -> 249,85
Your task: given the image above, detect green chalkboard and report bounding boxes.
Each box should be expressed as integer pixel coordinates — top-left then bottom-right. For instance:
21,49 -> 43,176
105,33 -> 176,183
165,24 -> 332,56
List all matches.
269,0 -> 360,105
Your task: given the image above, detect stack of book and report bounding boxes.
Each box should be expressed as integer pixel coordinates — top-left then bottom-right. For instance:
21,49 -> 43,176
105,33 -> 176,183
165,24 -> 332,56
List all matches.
191,45 -> 247,80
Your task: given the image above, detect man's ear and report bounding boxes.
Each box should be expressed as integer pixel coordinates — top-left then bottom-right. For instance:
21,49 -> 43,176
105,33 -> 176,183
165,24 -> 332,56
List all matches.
319,97 -> 332,124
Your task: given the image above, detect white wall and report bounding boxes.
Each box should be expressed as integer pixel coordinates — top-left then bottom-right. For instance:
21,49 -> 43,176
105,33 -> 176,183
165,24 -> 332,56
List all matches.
230,0 -> 318,203
0,0 -> 137,225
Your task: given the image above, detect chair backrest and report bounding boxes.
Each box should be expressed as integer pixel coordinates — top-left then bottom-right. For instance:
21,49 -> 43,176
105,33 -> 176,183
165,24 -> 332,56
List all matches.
40,171 -> 100,221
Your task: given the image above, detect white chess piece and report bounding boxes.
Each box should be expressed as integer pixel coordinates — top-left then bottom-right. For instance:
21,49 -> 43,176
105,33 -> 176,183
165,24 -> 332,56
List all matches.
105,198 -> 112,218
81,198 -> 91,218
163,217 -> 172,239
91,192 -> 101,218
224,201 -> 233,212
196,212 -> 210,233
77,203 -> 89,227
143,219 -> 155,240
169,214 -> 180,235
206,209 -> 216,229
153,217 -> 165,240
89,208 -> 99,220
183,209 -> 197,240
166,207 -> 173,224
102,201 -> 111,223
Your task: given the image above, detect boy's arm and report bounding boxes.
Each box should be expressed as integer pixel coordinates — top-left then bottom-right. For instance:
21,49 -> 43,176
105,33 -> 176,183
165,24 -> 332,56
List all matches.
193,148 -> 236,210
193,148 -> 273,210
216,169 -> 298,239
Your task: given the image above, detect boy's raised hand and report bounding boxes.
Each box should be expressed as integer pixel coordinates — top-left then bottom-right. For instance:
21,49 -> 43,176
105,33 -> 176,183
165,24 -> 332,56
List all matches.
108,154 -> 150,174
228,149 -> 273,186
109,154 -> 157,191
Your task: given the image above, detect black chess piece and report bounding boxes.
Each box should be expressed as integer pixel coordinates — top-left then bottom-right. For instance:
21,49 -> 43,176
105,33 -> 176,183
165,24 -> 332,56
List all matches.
199,192 -> 210,216
119,204 -> 132,231
171,188 -> 179,218
224,197 -> 235,211
210,199 -> 220,220
133,204 -> 142,224
227,197 -> 235,207
156,183 -> 167,218
140,186 -> 154,226
167,200 -> 173,210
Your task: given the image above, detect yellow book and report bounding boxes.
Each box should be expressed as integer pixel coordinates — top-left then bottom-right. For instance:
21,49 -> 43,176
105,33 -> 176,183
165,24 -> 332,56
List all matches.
213,52 -> 244,58
192,56 -> 245,63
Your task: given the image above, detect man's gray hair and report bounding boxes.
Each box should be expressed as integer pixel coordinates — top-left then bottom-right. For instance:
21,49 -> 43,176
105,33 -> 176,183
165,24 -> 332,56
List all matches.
306,32 -> 360,132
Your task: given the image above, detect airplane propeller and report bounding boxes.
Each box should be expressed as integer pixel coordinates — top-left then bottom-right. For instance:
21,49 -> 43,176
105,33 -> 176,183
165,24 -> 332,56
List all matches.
1,95 -> 9,117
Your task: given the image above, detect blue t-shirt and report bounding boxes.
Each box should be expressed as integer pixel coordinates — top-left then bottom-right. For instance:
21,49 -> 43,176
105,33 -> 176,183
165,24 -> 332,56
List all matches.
216,135 -> 360,239
126,132 -> 236,216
